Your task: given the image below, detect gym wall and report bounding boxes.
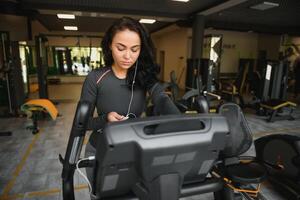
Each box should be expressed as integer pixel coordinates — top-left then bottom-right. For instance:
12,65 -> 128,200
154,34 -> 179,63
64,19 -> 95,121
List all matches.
257,34 -> 281,60
153,26 -> 259,88
204,29 -> 258,74
152,26 -> 189,89
153,26 -> 282,88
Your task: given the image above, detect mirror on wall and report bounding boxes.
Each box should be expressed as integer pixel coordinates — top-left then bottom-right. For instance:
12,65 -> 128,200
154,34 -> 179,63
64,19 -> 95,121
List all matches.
203,34 -> 222,80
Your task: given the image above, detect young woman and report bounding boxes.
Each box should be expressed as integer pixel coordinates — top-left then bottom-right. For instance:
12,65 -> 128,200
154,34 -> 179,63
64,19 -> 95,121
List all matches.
81,17 -> 180,183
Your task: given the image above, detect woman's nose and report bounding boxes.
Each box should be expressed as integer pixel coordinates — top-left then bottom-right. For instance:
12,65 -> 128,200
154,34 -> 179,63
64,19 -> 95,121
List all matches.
123,50 -> 131,59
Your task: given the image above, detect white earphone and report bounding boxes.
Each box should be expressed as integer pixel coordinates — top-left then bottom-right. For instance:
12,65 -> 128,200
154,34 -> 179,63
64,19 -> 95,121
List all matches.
125,60 -> 138,118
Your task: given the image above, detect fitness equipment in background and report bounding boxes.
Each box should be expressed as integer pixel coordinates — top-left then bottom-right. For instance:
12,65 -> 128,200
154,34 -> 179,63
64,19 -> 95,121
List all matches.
258,60 -> 296,122
0,32 -> 26,136
220,59 -> 255,106
235,58 -> 297,122
21,99 -> 58,134
179,58 -> 220,113
0,31 -> 13,118
185,58 -> 217,93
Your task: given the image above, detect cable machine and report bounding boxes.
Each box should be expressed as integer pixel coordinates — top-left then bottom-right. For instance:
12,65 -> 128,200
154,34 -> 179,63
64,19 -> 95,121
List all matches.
35,34 -> 49,99
0,32 -> 26,136
0,32 -> 13,116
0,31 -> 12,136
259,60 -> 296,122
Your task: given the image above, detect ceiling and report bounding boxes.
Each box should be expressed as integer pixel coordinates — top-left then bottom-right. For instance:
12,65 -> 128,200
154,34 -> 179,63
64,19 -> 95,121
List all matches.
1,0 -> 300,35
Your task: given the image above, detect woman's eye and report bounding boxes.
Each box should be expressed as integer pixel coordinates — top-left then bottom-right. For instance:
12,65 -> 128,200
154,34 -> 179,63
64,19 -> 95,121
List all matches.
117,47 -> 125,51
131,48 -> 140,52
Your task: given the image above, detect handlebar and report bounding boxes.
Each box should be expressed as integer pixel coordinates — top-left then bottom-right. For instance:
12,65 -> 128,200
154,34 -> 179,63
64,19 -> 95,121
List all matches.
60,101 -> 92,200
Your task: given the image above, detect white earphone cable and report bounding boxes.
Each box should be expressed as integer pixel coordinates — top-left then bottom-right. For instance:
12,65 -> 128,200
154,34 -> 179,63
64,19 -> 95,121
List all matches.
126,60 -> 138,118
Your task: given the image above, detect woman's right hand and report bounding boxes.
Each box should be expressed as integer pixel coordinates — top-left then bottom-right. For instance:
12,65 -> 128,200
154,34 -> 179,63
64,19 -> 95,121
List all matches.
107,112 -> 126,122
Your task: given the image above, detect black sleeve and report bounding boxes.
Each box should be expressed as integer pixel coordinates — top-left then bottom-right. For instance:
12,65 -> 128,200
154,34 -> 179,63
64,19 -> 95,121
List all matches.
80,71 -> 107,131
149,82 -> 181,115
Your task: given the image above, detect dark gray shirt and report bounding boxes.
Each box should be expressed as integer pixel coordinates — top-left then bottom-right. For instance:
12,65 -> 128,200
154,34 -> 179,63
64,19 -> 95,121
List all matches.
80,66 -> 180,146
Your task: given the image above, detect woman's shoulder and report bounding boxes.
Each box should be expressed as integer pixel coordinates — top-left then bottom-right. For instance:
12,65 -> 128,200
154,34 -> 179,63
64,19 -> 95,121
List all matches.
87,66 -> 111,78
86,66 -> 112,84
90,66 -> 111,75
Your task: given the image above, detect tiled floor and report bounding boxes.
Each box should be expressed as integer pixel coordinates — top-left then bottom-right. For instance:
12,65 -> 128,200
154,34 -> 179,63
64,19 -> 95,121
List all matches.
1,84 -> 300,200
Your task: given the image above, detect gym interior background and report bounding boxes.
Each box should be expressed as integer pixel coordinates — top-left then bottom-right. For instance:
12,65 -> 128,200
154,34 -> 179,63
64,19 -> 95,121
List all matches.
0,0 -> 300,200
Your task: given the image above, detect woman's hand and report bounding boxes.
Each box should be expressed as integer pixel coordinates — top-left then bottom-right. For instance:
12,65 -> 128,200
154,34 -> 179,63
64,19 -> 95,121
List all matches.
107,112 -> 127,122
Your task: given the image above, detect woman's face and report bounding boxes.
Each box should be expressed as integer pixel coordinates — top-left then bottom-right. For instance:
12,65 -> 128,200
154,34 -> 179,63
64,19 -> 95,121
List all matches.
111,28 -> 141,71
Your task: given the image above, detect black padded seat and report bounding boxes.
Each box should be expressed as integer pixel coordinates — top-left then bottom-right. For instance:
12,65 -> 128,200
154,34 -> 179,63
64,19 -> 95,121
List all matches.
226,162 -> 267,184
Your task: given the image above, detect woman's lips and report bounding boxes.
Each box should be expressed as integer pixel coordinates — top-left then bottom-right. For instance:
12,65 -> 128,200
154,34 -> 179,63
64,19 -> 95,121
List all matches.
121,62 -> 132,66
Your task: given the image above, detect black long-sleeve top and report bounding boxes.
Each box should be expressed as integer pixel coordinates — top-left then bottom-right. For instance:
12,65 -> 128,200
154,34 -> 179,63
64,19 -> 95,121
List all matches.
80,66 -> 180,147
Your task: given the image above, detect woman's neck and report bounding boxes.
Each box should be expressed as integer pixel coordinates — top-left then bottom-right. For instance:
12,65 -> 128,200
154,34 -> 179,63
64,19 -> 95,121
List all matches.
111,64 -> 127,79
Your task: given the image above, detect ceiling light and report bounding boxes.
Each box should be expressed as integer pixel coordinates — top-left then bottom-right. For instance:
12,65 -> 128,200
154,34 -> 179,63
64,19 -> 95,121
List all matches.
57,14 -> 75,19
139,19 -> 156,24
250,1 -> 279,10
64,26 -> 78,31
172,0 -> 190,2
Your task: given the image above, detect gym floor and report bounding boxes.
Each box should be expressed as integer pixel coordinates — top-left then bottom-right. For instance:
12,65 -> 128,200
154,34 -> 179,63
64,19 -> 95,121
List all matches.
0,84 -> 300,200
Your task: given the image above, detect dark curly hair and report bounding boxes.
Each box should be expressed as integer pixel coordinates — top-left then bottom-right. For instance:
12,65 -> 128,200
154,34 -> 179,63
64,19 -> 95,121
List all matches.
101,17 -> 159,90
